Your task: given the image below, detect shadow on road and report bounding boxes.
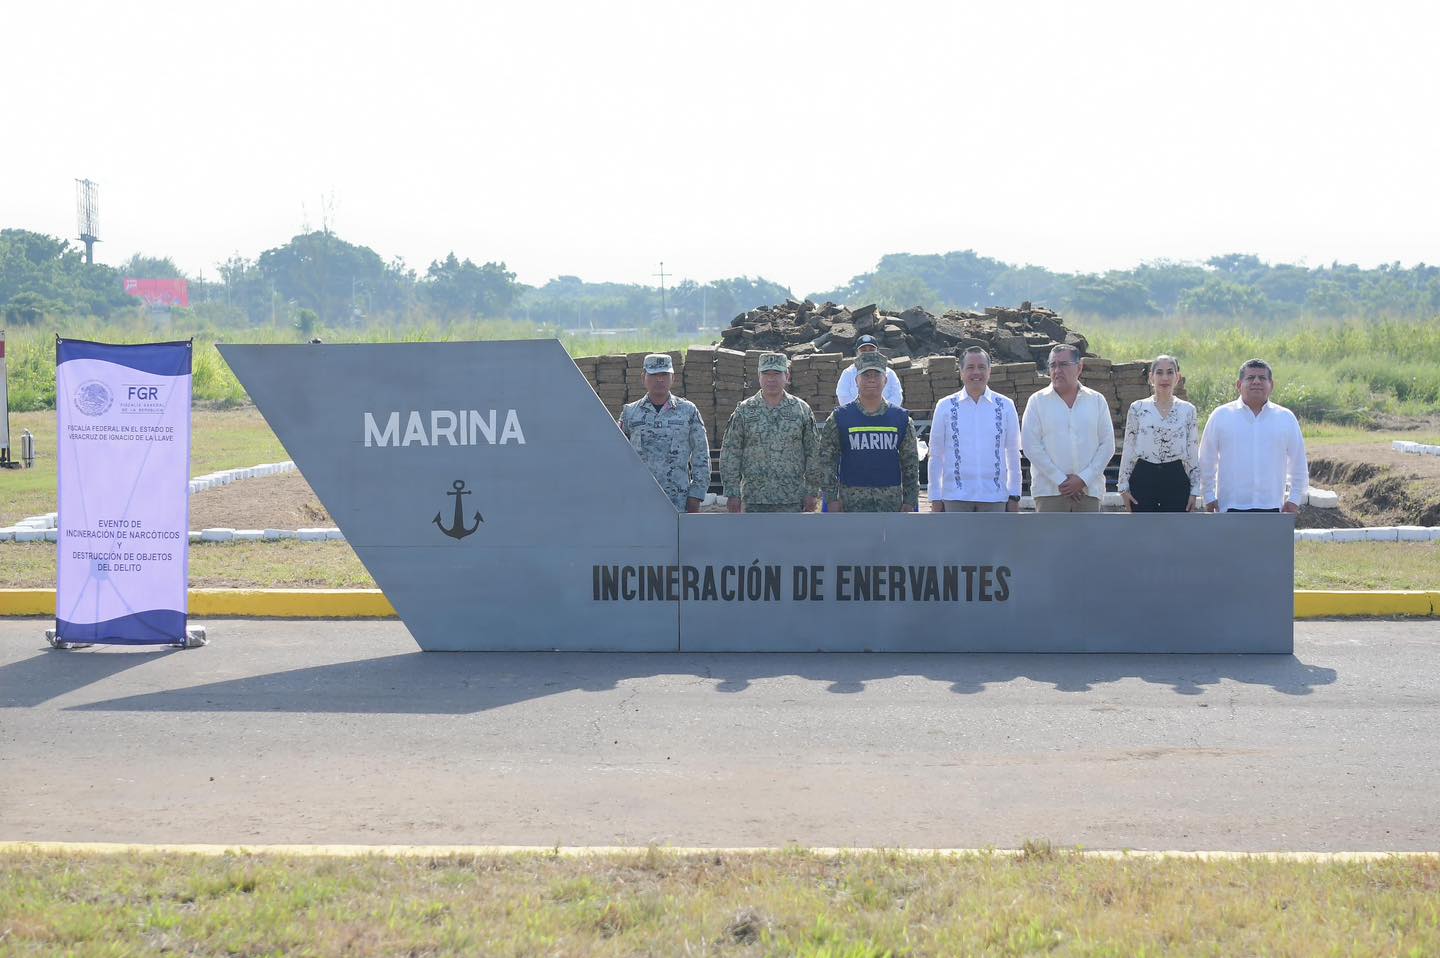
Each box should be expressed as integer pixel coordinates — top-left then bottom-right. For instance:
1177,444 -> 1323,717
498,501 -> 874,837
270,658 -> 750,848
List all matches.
54,651 -> 1339,715
0,645 -> 182,708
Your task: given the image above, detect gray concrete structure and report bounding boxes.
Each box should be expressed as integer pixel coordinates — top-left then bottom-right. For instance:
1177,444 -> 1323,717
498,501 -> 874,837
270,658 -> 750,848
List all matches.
219,341 -> 1293,653
0,620 -> 1435,851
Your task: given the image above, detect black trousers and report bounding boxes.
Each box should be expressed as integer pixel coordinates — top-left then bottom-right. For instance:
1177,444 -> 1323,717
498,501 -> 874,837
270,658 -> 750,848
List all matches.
1129,458 -> 1191,513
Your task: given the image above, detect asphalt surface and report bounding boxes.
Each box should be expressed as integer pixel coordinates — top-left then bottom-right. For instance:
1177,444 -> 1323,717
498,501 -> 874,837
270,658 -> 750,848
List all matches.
1,618 -> 1436,852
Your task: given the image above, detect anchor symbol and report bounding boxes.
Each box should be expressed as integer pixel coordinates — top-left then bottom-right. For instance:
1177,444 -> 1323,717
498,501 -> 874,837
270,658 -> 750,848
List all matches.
433,479 -> 483,540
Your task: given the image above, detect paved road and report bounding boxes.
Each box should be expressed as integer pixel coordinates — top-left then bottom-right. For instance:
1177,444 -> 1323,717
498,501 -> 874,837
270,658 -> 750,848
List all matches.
1,619 -> 1436,851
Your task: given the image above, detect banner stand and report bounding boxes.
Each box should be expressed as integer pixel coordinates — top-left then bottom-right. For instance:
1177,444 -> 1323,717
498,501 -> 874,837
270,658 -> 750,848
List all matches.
51,337 -> 202,648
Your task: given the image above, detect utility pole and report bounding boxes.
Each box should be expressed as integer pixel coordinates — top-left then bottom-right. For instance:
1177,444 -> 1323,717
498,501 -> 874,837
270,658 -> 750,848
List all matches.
653,261 -> 669,323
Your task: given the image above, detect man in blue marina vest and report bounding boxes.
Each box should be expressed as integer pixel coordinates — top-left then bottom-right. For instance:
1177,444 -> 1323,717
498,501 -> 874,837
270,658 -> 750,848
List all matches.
817,351 -> 920,512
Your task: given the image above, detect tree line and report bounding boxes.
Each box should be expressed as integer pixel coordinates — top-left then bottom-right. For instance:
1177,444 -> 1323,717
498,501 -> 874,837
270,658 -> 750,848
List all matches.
815,251 -> 1440,319
0,227 -> 791,333
4,226 -> 1438,332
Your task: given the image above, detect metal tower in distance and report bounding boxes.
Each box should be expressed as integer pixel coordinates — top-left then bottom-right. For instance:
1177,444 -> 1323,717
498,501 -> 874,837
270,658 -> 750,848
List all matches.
75,178 -> 100,265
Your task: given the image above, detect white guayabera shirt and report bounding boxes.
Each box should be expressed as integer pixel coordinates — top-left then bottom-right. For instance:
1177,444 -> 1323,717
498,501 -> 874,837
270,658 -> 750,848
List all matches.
1019,384 -> 1116,499
927,388 -> 1022,503
1198,399 -> 1309,510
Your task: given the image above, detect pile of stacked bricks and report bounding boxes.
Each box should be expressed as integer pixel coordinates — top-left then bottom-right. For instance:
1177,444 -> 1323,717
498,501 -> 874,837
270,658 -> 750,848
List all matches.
572,304 -> 1163,448
714,299 -> 1090,365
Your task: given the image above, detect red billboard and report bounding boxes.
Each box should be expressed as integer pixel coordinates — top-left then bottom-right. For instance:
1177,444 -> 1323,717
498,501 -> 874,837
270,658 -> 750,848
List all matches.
123,278 -> 190,308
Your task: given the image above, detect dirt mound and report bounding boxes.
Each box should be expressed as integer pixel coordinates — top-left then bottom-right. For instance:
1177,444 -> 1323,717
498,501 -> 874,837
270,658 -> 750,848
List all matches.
188,471 -> 332,530
1306,450 -> 1440,528
1308,460 -> 1383,486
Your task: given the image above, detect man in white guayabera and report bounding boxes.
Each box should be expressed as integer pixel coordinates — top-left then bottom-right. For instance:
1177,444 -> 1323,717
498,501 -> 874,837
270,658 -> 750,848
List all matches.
1198,359 -> 1308,513
1020,343 -> 1115,513
927,346 -> 1021,512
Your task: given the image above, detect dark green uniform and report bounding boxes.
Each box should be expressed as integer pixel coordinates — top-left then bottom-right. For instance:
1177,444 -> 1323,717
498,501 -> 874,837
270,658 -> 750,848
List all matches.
719,392 -> 820,511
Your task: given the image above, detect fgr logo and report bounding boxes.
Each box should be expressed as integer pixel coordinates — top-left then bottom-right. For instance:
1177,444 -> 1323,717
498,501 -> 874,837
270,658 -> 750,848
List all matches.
73,380 -> 113,417
119,382 -> 169,414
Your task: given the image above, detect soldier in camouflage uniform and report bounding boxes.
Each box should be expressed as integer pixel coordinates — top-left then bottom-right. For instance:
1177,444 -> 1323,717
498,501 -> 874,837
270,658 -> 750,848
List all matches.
817,351 -> 919,512
719,351 -> 820,513
619,353 -> 711,512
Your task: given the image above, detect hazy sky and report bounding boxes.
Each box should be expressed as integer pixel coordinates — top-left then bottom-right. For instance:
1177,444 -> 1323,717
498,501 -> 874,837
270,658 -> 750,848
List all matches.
6,0 -> 1437,296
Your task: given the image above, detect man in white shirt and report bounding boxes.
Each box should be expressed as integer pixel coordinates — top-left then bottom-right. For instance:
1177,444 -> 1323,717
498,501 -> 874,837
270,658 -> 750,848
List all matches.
1020,343 -> 1115,512
836,335 -> 903,408
927,347 -> 1021,512
1199,359 -> 1308,513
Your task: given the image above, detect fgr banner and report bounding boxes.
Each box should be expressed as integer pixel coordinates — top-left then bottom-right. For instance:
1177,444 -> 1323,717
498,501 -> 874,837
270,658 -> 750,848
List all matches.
1,329 -> 9,452
55,338 -> 193,644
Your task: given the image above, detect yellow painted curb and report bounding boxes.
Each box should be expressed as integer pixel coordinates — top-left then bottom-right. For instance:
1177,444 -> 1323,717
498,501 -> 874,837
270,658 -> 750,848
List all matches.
0,589 -> 56,616
0,588 -> 396,618
1294,590 -> 1438,619
190,588 -> 395,618
3,589 -> 1437,620
0,842 -> 1436,861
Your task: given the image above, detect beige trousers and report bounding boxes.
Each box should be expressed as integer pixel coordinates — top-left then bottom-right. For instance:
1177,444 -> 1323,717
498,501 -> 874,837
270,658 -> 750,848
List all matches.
938,500 -> 1007,512
1034,495 -> 1100,513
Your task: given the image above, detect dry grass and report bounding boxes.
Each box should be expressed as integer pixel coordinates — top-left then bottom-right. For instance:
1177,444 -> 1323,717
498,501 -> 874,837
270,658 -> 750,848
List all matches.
1293,541 -> 1440,591
1,848 -> 1437,957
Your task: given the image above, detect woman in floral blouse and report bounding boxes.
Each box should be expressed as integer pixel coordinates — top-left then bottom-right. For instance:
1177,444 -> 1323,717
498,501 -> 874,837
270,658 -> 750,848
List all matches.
1117,354 -> 1202,513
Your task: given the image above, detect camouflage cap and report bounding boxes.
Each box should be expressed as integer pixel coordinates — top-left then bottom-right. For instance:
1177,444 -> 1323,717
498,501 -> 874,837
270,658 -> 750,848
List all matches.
855,351 -> 888,374
643,353 -> 674,374
757,352 -> 790,373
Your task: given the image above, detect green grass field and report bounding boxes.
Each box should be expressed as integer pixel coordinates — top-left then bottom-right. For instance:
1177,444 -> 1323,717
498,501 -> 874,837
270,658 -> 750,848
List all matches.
1302,422 -> 1440,448
1292,542 -> 1440,590
1081,315 -> 1440,426
2,848 -> 1437,957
